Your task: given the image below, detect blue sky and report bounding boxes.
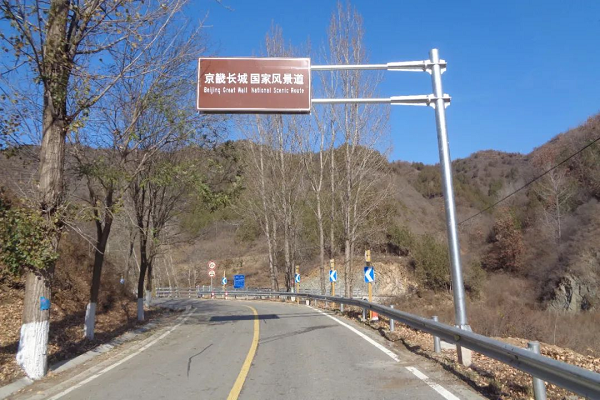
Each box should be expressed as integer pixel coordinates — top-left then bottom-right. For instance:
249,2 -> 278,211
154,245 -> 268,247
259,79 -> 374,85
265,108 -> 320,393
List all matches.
192,0 -> 600,164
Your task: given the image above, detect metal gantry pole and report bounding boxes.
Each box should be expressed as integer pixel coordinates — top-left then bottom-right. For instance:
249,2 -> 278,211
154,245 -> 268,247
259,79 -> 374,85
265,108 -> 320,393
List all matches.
429,49 -> 469,329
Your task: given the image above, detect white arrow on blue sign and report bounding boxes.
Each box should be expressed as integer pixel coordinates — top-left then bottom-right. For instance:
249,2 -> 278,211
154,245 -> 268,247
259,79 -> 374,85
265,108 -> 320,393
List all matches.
329,270 -> 337,282
221,277 -> 227,285
364,266 -> 374,283
295,273 -> 301,283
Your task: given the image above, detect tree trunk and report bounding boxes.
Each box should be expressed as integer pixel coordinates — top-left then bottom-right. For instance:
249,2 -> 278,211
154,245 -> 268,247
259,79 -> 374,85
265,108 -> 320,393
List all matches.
145,261 -> 153,306
265,214 -> 277,291
18,14 -> 70,374
16,271 -> 52,379
344,238 -> 351,297
329,123 -> 336,260
271,215 -> 279,290
85,212 -> 113,340
137,236 -> 148,321
317,197 -> 326,295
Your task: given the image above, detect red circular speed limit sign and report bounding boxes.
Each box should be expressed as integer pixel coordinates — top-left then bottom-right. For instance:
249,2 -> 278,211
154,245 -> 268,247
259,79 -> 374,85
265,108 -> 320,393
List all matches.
208,270 -> 216,277
208,261 -> 216,269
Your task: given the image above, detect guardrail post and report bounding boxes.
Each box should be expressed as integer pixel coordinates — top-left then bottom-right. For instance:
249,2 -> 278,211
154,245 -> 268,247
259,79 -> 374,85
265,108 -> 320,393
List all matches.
432,316 -> 441,354
340,303 -> 344,313
528,341 -> 547,400
362,307 -> 366,321
390,305 -> 395,332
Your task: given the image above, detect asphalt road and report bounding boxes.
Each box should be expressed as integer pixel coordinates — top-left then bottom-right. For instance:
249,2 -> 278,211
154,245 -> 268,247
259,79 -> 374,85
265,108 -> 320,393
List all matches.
13,299 -> 484,400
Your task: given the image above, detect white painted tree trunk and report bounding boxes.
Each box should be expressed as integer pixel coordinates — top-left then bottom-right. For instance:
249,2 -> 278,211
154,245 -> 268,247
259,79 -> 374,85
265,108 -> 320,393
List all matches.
17,271 -> 52,380
16,320 -> 49,380
137,298 -> 144,321
84,302 -> 96,340
145,289 -> 152,306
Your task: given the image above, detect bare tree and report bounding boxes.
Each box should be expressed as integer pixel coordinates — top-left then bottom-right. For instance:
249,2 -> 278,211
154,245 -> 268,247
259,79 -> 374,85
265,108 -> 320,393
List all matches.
301,108 -> 331,294
322,1 -> 390,296
0,0 -> 187,379
532,147 -> 575,243
238,26 -> 308,291
241,134 -> 280,290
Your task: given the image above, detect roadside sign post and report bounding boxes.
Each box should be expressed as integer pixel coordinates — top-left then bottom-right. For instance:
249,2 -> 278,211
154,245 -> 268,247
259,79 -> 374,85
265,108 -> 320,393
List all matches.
330,259 -> 336,297
365,250 -> 373,320
208,261 -> 216,293
329,259 -> 337,309
294,266 -> 300,304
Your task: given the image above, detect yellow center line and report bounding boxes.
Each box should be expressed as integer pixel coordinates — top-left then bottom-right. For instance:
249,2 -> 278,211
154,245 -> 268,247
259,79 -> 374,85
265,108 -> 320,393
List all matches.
227,305 -> 259,400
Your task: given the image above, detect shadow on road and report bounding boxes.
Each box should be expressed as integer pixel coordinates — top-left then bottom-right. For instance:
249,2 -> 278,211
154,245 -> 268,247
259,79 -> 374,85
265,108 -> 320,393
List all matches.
210,314 -> 280,322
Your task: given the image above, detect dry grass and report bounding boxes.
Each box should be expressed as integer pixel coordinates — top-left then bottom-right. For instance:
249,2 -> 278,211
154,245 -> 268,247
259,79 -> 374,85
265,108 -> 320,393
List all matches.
393,274 -> 600,357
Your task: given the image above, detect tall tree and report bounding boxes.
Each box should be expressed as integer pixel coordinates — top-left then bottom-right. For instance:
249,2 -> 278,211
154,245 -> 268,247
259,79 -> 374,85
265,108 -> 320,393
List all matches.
301,108 -> 331,294
0,0 -> 186,378
322,1 -> 390,296
240,26 -> 307,291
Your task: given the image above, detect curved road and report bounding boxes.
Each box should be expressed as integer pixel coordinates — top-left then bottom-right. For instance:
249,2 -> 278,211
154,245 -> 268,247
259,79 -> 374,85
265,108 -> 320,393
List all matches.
13,299 -> 484,400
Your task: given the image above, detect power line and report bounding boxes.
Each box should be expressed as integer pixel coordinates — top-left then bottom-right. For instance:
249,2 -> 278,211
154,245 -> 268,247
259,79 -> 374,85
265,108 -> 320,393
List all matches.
458,134 -> 600,226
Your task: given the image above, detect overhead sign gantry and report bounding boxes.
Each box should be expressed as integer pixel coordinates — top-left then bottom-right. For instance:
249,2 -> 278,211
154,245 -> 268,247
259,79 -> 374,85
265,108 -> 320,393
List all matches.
196,50 -> 470,341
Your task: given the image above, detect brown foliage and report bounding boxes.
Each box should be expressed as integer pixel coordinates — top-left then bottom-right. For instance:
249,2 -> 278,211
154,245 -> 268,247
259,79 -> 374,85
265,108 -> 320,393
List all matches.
483,208 -> 525,273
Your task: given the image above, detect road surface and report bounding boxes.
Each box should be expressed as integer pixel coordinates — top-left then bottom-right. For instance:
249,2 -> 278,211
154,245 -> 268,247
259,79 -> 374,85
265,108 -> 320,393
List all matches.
11,299 -> 484,400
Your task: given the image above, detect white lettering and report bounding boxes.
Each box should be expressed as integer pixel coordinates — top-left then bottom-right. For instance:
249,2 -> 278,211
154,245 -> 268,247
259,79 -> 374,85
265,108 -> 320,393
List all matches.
204,73 -> 215,84
250,73 -> 260,84
251,87 -> 272,94
238,73 -> 248,84
215,73 -> 226,84
294,74 -> 304,85
227,73 -> 237,84
261,73 -> 271,84
283,73 -> 293,84
203,86 -> 221,94
272,73 -> 282,84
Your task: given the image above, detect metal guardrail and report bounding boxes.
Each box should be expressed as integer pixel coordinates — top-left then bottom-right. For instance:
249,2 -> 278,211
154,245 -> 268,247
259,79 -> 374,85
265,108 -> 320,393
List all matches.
165,289 -> 600,399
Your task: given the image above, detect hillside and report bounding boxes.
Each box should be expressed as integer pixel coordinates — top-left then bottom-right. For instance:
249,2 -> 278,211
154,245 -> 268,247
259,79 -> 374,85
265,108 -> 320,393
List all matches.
1,114 -> 599,361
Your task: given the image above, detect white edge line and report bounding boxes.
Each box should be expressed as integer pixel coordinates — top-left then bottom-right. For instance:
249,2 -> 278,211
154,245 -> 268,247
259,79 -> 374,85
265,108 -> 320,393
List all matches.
406,366 -> 461,400
308,306 -> 461,400
307,305 -> 399,362
47,308 -> 195,400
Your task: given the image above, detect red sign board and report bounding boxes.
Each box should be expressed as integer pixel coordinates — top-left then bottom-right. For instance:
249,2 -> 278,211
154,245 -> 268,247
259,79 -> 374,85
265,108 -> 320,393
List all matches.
197,57 -> 311,114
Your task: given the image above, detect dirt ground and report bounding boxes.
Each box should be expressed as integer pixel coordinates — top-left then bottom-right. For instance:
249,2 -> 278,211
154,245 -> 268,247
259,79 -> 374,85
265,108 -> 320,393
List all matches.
0,285 -> 166,386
